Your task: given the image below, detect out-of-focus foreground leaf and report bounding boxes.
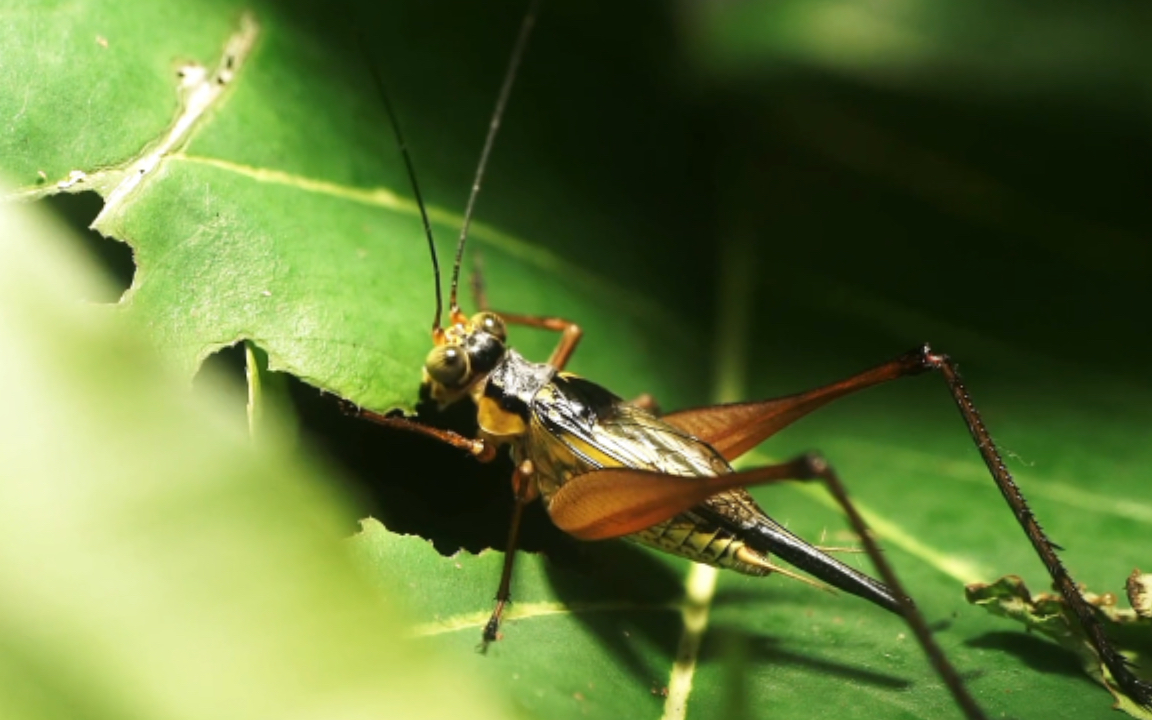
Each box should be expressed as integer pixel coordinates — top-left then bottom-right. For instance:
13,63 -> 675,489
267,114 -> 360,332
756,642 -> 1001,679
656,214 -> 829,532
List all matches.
0,198 -> 510,720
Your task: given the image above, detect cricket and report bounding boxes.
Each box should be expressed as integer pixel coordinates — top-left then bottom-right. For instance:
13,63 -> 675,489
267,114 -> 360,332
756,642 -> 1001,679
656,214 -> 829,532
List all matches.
343,3 -> 1152,718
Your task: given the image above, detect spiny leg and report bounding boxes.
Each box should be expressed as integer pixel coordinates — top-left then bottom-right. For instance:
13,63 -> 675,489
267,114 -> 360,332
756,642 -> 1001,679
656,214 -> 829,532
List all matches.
547,455 -> 987,720
797,453 -> 986,720
923,350 -> 1152,707
341,400 -> 536,646
482,459 -> 539,647
344,401 -> 535,646
664,343 -> 1151,707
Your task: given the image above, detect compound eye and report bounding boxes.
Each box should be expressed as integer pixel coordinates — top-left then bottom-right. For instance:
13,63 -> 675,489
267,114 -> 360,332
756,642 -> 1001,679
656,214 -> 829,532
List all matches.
472,312 -> 507,342
425,345 -> 470,387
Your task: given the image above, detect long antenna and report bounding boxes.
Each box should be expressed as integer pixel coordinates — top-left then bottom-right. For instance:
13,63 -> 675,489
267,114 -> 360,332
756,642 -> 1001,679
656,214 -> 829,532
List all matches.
448,0 -> 541,314
359,35 -> 444,333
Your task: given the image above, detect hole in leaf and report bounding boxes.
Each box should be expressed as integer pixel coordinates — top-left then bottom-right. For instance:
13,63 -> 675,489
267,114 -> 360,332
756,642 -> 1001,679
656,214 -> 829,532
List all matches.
284,376 -> 577,561
288,376 -> 687,662
192,342 -> 248,426
40,190 -> 135,302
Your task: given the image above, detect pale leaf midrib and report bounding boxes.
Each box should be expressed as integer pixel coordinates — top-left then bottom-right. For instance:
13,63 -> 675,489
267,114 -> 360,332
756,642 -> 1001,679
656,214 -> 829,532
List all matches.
659,235 -> 758,720
167,154 -> 686,341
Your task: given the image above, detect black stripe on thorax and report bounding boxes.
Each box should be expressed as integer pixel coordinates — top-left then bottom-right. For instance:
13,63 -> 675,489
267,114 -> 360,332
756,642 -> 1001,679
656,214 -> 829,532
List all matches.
483,378 -> 531,421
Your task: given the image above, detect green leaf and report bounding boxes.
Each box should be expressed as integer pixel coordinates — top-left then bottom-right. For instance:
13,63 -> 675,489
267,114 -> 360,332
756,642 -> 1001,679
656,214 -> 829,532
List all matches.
966,574 -> 1152,719
1,0 -> 699,413
350,519 -> 688,718
5,1 -> 1151,719
0,197 -> 511,720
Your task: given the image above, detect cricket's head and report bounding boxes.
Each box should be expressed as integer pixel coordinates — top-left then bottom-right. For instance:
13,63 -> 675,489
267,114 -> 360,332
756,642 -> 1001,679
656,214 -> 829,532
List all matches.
423,309 -> 508,406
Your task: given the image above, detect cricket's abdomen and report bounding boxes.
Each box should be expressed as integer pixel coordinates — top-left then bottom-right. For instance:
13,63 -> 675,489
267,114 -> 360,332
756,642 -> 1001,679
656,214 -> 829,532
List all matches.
630,515 -> 777,577
520,374 -> 782,576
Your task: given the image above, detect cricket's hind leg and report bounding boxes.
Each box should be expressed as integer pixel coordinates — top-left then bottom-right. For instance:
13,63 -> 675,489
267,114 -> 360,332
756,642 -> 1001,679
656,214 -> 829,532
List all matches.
547,453 -> 987,720
661,344 -> 1152,709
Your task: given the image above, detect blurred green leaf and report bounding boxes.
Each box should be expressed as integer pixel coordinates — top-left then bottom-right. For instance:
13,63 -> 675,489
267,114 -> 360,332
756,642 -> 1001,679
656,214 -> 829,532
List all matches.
687,0 -> 1152,105
0,198 -> 510,720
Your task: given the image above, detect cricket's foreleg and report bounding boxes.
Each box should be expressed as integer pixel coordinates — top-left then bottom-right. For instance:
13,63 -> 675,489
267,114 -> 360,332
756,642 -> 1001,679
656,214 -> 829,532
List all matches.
922,350 -> 1152,708
495,312 -> 583,370
482,459 -> 539,647
339,402 -> 496,462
